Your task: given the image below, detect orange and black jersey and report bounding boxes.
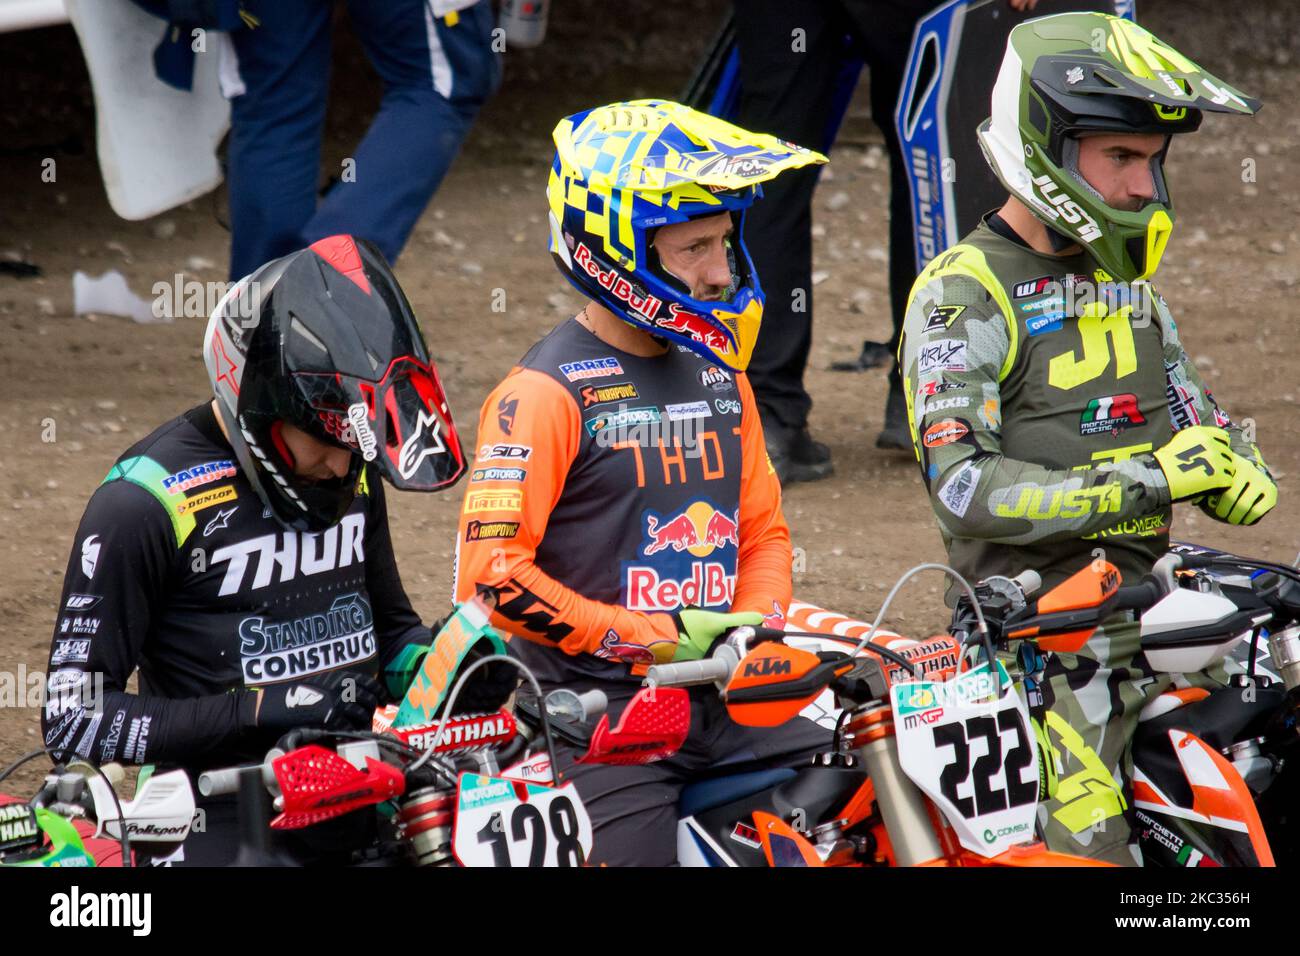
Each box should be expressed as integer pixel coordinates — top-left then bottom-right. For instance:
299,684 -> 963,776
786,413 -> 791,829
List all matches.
454,318 -> 791,685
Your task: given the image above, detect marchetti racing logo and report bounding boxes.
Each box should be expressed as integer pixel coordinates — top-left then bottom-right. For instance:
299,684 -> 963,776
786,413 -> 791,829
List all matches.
162,460 -> 236,495
238,593 -> 376,683
624,501 -> 739,611
210,513 -> 365,597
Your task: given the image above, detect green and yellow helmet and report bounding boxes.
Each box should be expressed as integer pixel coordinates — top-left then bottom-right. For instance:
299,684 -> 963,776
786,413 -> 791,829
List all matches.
547,100 -> 826,370
977,13 -> 1260,282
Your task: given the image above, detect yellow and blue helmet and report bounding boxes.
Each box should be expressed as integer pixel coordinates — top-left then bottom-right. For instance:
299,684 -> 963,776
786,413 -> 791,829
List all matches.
547,99 -> 827,371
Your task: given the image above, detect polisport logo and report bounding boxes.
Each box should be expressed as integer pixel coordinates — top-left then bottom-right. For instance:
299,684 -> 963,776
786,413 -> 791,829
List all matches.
626,561 -> 736,612
655,304 -> 733,354
923,419 -> 969,448
642,502 -> 740,557
573,243 -> 664,319
162,460 -> 236,495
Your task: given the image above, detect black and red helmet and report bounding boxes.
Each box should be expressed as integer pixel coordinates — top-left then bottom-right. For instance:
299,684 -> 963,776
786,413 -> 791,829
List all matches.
203,235 -> 464,532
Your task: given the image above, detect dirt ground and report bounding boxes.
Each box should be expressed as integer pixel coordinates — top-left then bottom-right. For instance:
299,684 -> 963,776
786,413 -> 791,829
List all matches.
1,0 -> 1296,795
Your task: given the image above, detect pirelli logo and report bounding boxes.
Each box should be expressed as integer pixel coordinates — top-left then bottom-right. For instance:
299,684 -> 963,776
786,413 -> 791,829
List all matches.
580,381 -> 638,408
465,520 -> 521,542
465,490 -> 523,514
177,484 -> 237,515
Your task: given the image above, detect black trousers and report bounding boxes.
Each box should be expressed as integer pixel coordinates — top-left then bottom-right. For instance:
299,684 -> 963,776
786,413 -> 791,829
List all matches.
553,680 -> 831,866
733,0 -> 936,431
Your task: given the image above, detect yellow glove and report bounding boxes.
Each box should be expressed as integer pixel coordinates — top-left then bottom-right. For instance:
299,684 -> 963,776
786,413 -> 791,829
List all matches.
1152,426 -> 1235,502
1203,452 -> 1278,525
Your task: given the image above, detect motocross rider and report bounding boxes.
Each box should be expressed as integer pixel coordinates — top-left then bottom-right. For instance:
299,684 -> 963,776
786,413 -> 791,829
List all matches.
897,14 -> 1277,864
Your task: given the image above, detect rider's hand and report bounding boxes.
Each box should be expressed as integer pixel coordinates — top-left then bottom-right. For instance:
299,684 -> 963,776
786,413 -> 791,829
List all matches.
1152,426 -> 1235,502
670,608 -> 764,662
248,669 -> 383,734
385,619 -> 518,715
1200,452 -> 1277,525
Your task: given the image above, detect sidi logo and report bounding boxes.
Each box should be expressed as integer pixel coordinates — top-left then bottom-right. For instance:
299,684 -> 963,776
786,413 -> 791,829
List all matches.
49,886 -> 151,937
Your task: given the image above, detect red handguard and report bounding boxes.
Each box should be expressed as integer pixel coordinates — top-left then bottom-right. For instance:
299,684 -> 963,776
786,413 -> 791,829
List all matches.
270,746 -> 405,830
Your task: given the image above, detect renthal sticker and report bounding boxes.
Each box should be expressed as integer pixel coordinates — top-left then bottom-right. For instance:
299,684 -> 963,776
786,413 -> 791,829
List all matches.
937,462 -> 980,518
580,381 -> 639,407
464,520 -> 520,542
478,443 -> 532,462
923,419 -> 970,448
923,304 -> 965,332
465,490 -> 523,514
699,365 -> 734,392
917,339 -> 968,374
558,357 -> 625,382
624,562 -> 736,612
471,467 -> 526,483
345,403 -> 377,461
161,460 -> 237,495
664,401 -> 712,421
176,484 -> 237,516
573,243 -> 664,320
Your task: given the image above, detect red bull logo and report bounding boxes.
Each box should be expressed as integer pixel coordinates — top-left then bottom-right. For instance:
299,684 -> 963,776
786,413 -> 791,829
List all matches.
643,502 -> 740,556
573,243 -> 663,319
655,304 -> 733,354
626,562 -> 736,612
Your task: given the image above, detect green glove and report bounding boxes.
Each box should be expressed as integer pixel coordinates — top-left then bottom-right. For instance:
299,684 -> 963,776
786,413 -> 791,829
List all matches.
670,608 -> 764,663
1152,425 -> 1235,502
1203,452 -> 1277,525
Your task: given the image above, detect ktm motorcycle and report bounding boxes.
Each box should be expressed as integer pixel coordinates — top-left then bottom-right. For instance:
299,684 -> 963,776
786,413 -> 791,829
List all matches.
630,546 -> 1300,866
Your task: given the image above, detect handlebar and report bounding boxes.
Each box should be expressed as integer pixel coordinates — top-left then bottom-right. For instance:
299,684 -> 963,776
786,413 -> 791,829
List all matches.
198,753 -> 282,798
645,654 -> 736,688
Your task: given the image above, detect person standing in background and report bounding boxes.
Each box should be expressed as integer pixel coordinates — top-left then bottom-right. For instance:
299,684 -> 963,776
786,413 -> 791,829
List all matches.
731,0 -> 1041,478
224,0 -> 501,280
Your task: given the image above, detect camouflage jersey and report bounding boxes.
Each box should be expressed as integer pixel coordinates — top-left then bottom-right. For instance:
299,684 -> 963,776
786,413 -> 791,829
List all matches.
898,215 -> 1264,600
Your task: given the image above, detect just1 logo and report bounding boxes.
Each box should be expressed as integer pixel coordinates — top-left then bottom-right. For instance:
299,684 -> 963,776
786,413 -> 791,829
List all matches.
699,366 -> 734,392
922,305 -> 965,332
1080,393 -> 1145,436
210,512 -> 365,597
559,357 -> 624,382
573,243 -> 664,320
580,382 -> 638,407
1031,174 -> 1102,243
992,483 -> 1121,520
162,460 -> 237,495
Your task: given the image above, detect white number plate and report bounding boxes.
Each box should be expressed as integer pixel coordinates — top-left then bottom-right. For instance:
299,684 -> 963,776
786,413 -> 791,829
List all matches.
891,662 -> 1040,858
452,774 -> 593,867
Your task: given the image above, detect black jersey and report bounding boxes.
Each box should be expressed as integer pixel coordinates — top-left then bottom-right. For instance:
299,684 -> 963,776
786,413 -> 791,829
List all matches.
41,403 -> 431,773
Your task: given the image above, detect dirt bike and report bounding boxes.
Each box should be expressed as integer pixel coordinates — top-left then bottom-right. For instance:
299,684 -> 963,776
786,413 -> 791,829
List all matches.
0,656 -> 690,868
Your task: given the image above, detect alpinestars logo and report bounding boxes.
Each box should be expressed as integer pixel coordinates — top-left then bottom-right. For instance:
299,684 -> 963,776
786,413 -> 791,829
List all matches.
211,513 -> 366,596
238,593 -> 376,683
398,406 -> 447,480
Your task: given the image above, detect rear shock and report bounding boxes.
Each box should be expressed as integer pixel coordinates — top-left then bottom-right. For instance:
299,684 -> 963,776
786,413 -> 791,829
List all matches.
395,784 -> 458,866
